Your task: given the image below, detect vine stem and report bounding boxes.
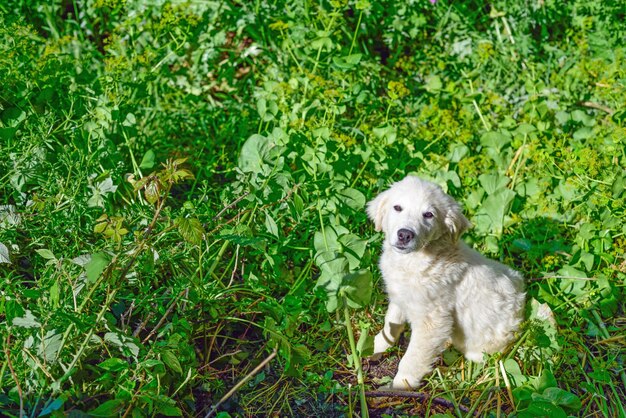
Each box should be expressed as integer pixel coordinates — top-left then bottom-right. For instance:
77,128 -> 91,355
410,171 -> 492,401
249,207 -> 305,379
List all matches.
348,9 -> 363,56
343,296 -> 369,418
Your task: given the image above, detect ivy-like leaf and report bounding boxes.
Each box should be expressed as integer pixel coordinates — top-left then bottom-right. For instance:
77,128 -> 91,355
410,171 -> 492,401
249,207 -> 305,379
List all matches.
339,269 -> 373,309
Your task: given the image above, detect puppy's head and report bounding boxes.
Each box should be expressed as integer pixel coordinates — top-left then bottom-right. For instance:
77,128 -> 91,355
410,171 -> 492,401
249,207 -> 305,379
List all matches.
367,176 -> 471,253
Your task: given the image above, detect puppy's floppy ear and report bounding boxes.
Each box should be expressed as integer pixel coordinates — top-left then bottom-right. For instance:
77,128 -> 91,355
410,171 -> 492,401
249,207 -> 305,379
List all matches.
367,191 -> 388,232
444,201 -> 472,241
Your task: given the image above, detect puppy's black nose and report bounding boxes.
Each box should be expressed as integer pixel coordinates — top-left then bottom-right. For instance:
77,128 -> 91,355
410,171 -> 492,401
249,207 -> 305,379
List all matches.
397,228 -> 415,245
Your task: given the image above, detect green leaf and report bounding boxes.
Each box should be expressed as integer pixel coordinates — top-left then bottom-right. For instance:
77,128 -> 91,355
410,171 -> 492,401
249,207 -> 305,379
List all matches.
337,187 -> 366,210
503,358 -> 529,387
36,248 -> 57,261
315,270 -> 343,312
177,217 -> 205,245
12,310 -> 41,328
540,387 -> 582,411
372,124 -> 397,145
424,75 -> 442,92
339,269 -> 372,309
356,323 -> 373,357
332,53 -> 362,70
144,178 -> 160,204
478,173 -> 510,195
89,399 -> 124,417
473,188 -> 516,235
98,358 -> 128,372
535,369 -> 557,392
39,397 -> 65,416
238,134 -> 270,173
480,131 -> 511,152
104,332 -> 140,358
338,233 -> 368,270
86,252 -> 112,283
139,149 -> 156,169
518,401 -> 567,418
38,330 -> 62,362
162,350 -> 183,374
0,242 -> 11,264
122,112 -> 136,127
264,212 -> 279,238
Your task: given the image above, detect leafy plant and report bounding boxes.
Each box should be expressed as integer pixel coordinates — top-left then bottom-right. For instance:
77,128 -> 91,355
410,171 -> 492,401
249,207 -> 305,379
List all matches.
1,0 -> 625,416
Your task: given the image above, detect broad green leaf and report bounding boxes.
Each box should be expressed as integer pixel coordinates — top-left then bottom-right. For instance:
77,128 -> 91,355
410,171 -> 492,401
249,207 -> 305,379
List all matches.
38,330 -> 62,362
139,149 -> 156,169
473,188 -> 516,235
177,217 -> 205,245
144,178 -> 160,204
518,401 -> 567,418
579,251 -> 594,271
480,131 -> 511,152
571,109 -> 595,126
535,368 -> 558,392
315,270 -> 343,312
162,350 -> 183,374
264,212 -> 279,238
158,403 -> 183,417
515,123 -> 537,135
122,112 -> 136,126
339,269 -> 372,309
86,252 -> 112,283
36,248 -> 56,261
540,387 -> 582,411
316,254 -> 348,277
337,187 -> 366,210
98,358 -> 128,372
448,143 -> 469,163
0,242 -> 11,264
238,134 -> 270,173
39,397 -> 65,416
89,399 -> 124,417
104,332 -> 139,357
314,224 -> 348,254
503,358 -> 529,387
372,124 -> 397,145
424,75 -> 442,92
12,310 -> 41,328
528,298 -> 560,352
332,53 -> 362,70
338,233 -> 367,270
478,173 -> 510,195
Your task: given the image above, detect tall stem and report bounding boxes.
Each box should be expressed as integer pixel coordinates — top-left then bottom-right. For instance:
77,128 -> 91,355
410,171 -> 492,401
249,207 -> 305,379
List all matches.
343,297 -> 369,418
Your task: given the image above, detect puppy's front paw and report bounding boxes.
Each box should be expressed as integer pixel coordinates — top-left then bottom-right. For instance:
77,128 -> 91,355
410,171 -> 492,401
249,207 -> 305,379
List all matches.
392,372 -> 421,390
373,331 -> 392,357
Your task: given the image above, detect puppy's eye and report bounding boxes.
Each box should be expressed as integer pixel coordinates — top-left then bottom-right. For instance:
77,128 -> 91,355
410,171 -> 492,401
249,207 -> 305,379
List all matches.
423,211 -> 434,219
393,205 -> 403,212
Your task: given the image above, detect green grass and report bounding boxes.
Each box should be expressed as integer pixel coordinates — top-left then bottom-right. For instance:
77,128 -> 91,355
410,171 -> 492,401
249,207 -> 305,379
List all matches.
1,0 -> 625,416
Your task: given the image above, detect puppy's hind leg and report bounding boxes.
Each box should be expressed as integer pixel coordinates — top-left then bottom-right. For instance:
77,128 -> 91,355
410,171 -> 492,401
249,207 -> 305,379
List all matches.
372,302 -> 405,359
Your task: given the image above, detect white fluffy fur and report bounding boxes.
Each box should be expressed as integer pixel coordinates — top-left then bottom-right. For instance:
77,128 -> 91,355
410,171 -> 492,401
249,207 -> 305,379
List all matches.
367,176 -> 525,389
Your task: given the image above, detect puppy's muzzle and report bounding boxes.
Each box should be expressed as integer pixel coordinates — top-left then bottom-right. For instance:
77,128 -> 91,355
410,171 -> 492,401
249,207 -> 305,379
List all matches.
397,228 -> 415,247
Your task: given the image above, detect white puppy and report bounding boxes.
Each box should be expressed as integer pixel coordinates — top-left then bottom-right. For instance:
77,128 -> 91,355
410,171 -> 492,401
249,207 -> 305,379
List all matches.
367,176 -> 525,389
